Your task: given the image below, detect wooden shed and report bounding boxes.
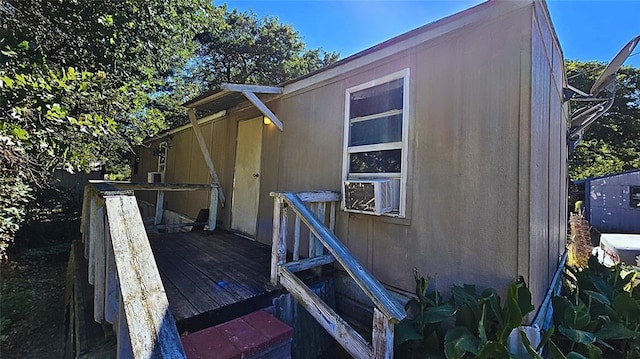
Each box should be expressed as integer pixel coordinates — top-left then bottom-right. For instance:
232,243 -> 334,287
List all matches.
582,169 -> 640,234
130,0 -> 568,344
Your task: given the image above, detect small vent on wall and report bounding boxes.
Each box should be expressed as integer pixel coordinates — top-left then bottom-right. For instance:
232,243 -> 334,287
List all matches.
147,171 -> 165,184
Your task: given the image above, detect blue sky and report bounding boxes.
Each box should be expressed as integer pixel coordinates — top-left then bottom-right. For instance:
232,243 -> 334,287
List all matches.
221,0 -> 640,67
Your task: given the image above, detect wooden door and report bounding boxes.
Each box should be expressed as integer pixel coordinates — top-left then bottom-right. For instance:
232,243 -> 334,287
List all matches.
231,117 -> 263,237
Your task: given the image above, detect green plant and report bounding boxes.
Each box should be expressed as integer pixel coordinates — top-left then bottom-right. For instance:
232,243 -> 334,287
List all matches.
549,256 -> 640,358
394,271 -> 538,358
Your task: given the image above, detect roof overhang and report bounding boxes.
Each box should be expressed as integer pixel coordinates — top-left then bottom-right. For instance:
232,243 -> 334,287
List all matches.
183,83 -> 284,131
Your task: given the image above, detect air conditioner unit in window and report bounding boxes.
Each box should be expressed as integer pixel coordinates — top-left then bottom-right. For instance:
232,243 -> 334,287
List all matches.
147,171 -> 165,184
343,179 -> 398,215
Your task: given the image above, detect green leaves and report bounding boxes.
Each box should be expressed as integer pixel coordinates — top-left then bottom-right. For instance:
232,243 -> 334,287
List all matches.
444,327 -> 479,359
550,259 -> 640,357
568,60 -> 640,180
192,7 -> 338,89
395,272 -> 536,358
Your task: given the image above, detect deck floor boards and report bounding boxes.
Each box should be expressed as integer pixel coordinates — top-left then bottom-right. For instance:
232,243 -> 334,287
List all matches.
148,230 -> 274,331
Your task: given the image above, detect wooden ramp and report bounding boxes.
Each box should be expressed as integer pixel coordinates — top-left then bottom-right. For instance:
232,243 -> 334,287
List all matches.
149,230 -> 277,334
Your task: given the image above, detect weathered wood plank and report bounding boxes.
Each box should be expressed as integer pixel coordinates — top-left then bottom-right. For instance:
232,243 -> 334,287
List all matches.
284,254 -> 335,273
152,247 -> 241,309
152,250 -> 225,315
105,195 -> 185,358
153,222 -> 206,230
279,267 -> 372,359
208,188 -> 217,231
271,197 -> 283,286
282,192 -> 406,322
330,202 -> 337,232
90,182 -> 132,198
154,190 -> 164,226
73,241 -> 89,355
87,195 -> 98,283
80,185 -> 90,241
153,233 -> 264,298
241,91 -> 284,131
309,202 -> 318,258
116,295 -> 133,359
372,307 -> 394,359
104,218 -> 118,325
154,271 -> 200,322
188,108 -> 226,205
219,83 -> 283,94
93,206 -> 106,323
293,215 -> 301,261
93,181 -> 217,192
316,203 -> 326,256
83,189 -> 94,259
294,191 -> 341,203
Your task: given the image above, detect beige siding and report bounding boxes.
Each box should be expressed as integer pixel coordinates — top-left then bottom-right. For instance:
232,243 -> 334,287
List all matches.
134,0 -> 567,311
527,1 -> 568,308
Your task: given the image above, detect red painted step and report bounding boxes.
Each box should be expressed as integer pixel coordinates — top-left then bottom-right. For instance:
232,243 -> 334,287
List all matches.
181,310 -> 293,359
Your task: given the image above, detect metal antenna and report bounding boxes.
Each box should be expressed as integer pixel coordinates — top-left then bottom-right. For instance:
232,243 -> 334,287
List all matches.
565,35 -> 639,151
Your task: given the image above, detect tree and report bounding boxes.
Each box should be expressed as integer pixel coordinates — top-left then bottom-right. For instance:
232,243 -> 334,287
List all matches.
0,0 -> 214,256
567,60 -> 640,180
191,8 -> 339,92
0,2 -> 339,257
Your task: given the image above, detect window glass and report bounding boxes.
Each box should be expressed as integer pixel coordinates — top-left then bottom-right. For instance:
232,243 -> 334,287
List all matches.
349,114 -> 402,146
349,149 -> 401,173
349,79 -> 403,118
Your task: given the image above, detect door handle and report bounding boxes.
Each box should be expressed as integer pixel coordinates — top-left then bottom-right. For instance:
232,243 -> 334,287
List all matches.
253,173 -> 259,178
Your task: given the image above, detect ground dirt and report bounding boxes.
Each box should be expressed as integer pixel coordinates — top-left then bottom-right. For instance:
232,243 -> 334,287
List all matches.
1,214 -> 79,359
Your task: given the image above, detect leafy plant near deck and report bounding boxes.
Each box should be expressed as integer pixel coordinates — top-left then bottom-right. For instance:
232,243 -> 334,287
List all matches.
394,270 -> 538,358
548,256 -> 640,359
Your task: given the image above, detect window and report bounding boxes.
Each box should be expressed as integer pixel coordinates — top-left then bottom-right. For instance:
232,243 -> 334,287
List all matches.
342,69 -> 410,217
631,186 -> 640,208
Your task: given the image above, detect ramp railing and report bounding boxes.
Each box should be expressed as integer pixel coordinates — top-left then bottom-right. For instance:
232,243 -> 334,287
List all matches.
81,182 -> 185,358
270,191 -> 406,359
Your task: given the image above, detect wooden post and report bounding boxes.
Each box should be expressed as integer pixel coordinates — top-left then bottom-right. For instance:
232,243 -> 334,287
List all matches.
270,197 -> 283,286
316,203 -> 326,256
80,185 -> 91,242
154,190 -> 164,226
293,216 -> 301,261
104,216 -> 118,324
308,202 -> 318,258
330,202 -> 337,233
372,308 -> 395,359
312,203 -> 326,277
105,195 -> 186,358
188,108 -> 225,205
93,204 -> 106,323
208,187 -> 218,231
88,195 -> 98,283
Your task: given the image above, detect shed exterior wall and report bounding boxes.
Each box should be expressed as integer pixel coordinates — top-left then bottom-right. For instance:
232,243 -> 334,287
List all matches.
587,171 -> 640,233
133,0 -> 567,310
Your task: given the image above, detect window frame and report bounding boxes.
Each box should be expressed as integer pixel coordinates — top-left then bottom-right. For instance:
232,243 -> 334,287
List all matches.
342,68 -> 410,217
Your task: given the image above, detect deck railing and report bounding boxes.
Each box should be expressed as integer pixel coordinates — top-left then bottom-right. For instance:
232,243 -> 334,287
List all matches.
100,181 -> 219,231
270,191 -> 406,359
81,182 -> 186,358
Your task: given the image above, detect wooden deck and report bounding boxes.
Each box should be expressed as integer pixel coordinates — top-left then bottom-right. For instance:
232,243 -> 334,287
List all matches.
149,230 -> 276,334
